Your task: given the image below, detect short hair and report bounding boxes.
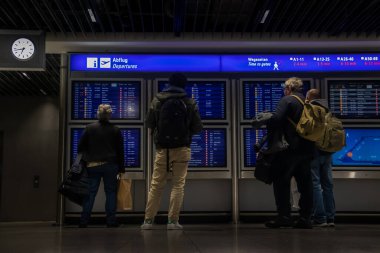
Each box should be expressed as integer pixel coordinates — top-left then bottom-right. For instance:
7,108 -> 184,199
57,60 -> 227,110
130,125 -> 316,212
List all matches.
169,72 -> 187,88
306,89 -> 321,101
285,77 -> 303,92
97,104 -> 112,120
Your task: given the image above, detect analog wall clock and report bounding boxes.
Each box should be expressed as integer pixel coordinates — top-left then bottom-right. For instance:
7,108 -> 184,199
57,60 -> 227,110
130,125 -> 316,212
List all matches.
12,38 -> 35,60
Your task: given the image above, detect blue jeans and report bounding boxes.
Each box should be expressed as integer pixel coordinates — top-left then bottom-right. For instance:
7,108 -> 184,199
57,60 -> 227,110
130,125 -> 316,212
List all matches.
80,163 -> 119,224
310,152 -> 336,223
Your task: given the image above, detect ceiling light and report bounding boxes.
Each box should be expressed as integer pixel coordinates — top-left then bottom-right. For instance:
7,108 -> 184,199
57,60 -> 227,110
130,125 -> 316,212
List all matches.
40,89 -> 47,95
22,72 -> 31,79
260,10 -> 270,24
88,9 -> 97,23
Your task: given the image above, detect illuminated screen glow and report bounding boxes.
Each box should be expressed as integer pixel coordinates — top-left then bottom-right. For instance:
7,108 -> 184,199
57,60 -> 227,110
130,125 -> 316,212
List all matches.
71,80 -> 141,120
333,128 -> 380,167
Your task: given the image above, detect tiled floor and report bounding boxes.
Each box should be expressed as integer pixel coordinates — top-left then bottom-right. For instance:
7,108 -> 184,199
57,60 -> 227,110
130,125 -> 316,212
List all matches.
1,222 -> 380,253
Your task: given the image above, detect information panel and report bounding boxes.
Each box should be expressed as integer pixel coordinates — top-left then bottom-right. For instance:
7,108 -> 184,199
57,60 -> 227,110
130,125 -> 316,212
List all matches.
157,80 -> 226,120
328,80 -> 380,119
189,128 -> 227,169
71,80 -> 141,121
333,128 -> 380,167
242,80 -> 311,120
242,127 -> 267,169
70,127 -> 142,169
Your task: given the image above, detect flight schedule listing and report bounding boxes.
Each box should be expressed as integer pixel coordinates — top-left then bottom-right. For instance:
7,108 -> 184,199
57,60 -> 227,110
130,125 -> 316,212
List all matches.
243,80 -> 310,119
70,128 -> 141,168
328,80 -> 380,119
243,128 -> 267,168
189,128 -> 226,168
158,81 -> 226,120
72,81 -> 141,120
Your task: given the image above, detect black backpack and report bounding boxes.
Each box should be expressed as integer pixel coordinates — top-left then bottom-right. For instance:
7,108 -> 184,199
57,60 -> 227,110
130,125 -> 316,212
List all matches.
156,96 -> 191,148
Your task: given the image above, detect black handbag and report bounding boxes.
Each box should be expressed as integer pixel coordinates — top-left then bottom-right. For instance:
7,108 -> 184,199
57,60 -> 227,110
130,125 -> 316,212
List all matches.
254,151 -> 275,185
58,153 -> 90,206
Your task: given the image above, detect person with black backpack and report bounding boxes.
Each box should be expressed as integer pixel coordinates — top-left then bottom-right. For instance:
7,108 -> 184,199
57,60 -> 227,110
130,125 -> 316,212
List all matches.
141,73 -> 203,230
306,89 -> 337,228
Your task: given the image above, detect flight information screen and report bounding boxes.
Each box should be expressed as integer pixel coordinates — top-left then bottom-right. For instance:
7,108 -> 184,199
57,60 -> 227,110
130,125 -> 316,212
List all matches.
158,80 -> 226,120
71,80 -> 141,120
70,127 -> 141,168
243,128 -> 267,168
242,80 -> 311,120
333,128 -> 380,167
328,80 -> 380,119
189,128 -> 227,168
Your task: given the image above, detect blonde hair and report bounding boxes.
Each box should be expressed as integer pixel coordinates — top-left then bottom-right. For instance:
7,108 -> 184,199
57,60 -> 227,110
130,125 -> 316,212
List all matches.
285,77 -> 303,93
97,104 -> 112,120
306,89 -> 320,101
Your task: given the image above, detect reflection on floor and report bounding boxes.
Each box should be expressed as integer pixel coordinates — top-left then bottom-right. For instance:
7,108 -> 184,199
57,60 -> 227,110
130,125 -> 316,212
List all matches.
1,222 -> 380,253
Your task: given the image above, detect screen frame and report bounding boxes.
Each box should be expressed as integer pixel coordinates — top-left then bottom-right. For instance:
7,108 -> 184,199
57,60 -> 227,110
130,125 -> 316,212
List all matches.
239,78 -> 314,123
67,78 -> 145,124
332,124 -> 380,171
323,77 -> 380,123
153,78 -> 230,123
66,125 -> 144,172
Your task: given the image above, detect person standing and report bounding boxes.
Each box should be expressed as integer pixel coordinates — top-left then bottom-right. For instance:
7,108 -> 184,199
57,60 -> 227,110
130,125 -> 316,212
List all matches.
78,104 -> 124,228
141,73 -> 203,230
265,77 -> 315,229
306,89 -> 336,227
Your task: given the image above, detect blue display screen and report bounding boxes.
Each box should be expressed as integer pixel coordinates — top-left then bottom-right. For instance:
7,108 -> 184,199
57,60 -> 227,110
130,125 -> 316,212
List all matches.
70,127 -> 141,169
333,128 -> 380,167
243,128 -> 267,168
158,80 -> 226,120
222,54 -> 380,72
328,80 -> 380,119
242,80 -> 311,120
70,54 -> 220,72
189,128 -> 227,168
71,80 -> 141,120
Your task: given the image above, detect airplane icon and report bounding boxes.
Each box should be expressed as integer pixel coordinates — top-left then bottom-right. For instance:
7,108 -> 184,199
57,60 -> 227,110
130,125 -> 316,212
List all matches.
101,60 -> 110,65
99,57 -> 111,68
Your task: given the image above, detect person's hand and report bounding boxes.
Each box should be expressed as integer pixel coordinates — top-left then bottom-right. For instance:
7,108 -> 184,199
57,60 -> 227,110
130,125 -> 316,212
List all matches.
117,173 -> 124,180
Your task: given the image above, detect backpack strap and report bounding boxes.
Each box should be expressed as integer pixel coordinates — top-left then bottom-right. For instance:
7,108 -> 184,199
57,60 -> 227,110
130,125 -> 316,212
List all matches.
287,95 -> 305,127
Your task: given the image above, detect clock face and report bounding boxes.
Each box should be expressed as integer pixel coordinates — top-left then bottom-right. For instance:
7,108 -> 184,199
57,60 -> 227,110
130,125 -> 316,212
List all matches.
12,38 -> 35,60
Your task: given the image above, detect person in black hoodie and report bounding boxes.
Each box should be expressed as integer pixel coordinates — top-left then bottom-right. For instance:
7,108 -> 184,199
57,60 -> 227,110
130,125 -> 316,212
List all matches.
78,104 -> 124,228
141,73 -> 203,230
306,89 -> 336,227
265,77 -> 315,229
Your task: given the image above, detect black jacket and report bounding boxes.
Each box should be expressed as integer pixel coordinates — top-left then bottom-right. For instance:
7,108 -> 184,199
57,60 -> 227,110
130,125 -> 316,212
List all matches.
145,86 -> 203,148
78,121 -> 124,172
268,92 -> 315,155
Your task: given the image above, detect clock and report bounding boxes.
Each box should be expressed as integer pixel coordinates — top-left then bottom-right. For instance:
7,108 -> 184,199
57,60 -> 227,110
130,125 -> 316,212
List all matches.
12,38 -> 35,60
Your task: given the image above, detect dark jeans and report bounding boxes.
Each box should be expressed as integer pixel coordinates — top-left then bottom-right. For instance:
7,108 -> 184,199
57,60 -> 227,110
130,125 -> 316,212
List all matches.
272,151 -> 313,219
80,163 -> 119,224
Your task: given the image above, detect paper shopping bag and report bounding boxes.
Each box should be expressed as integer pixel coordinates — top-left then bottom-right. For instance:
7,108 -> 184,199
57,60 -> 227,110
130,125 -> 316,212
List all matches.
117,179 -> 133,211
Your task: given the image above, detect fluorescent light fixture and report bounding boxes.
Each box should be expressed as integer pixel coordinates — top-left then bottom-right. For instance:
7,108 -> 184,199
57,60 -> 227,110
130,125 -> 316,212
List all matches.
40,89 -> 47,95
22,72 -> 31,79
88,9 -> 97,23
260,10 -> 270,24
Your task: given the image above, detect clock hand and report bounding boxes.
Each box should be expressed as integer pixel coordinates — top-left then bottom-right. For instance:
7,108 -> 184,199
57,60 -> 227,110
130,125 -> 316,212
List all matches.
13,48 -> 23,51
21,47 -> 25,54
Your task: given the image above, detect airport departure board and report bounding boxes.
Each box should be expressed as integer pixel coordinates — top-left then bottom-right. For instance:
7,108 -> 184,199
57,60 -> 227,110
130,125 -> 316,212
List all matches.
71,80 -> 141,120
70,127 -> 141,168
243,128 -> 267,168
328,80 -> 380,119
158,80 -> 226,120
333,128 -> 380,167
189,128 -> 227,168
242,80 -> 311,120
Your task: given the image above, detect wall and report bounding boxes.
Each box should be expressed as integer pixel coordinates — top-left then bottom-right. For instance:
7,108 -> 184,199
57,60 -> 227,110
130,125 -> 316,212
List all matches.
0,97 -> 59,221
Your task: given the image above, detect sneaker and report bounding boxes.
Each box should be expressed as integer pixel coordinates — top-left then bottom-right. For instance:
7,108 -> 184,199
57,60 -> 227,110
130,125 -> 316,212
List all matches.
167,221 -> 183,230
312,221 -> 328,227
293,218 -> 312,229
141,219 -> 153,230
265,216 -> 293,228
327,222 -> 335,227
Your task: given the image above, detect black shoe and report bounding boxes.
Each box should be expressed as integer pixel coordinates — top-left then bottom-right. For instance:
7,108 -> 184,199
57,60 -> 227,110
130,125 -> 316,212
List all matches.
293,218 -> 312,229
106,222 -> 120,228
265,216 -> 293,228
78,223 -> 87,228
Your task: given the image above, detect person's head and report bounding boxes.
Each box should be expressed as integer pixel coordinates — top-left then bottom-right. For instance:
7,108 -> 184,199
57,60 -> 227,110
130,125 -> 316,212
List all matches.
284,77 -> 303,96
169,72 -> 187,88
306,89 -> 321,102
97,104 -> 112,121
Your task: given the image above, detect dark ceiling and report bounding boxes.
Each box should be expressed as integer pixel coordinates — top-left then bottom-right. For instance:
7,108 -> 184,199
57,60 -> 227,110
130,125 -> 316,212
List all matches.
1,0 -> 380,96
